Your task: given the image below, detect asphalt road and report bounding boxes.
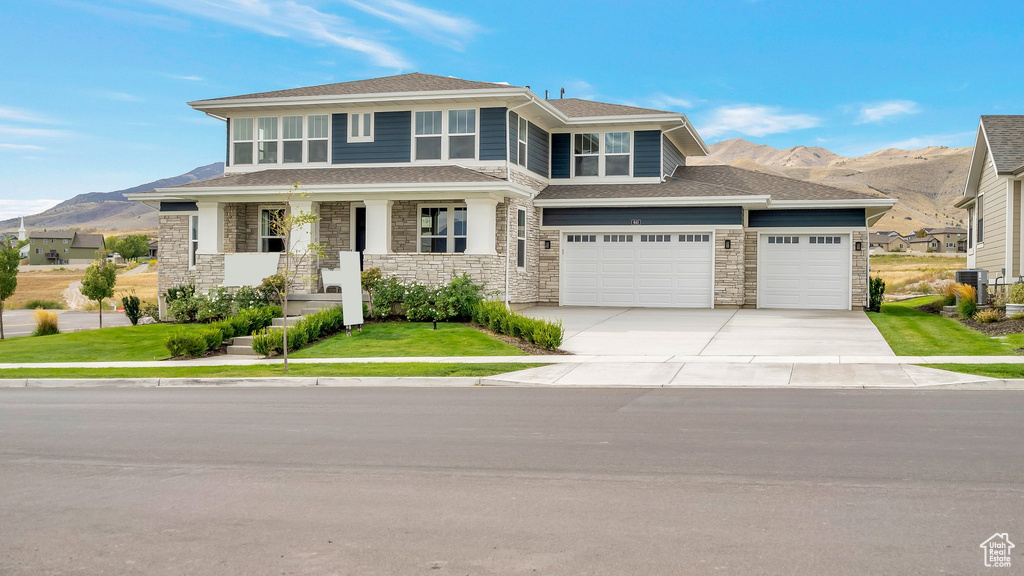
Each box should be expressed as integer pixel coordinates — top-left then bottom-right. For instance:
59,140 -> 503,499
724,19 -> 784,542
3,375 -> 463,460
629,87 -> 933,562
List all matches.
1,388 -> 1021,575
2,309 -> 131,338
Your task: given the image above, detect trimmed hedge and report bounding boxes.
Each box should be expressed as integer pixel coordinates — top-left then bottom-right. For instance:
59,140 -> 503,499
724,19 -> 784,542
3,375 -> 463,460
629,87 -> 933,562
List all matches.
251,305 -> 346,357
471,301 -> 564,351
165,330 -> 208,358
163,305 -> 281,358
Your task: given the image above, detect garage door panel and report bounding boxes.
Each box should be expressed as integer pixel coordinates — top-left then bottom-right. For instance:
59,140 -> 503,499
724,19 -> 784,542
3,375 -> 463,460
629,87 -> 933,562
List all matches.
601,277 -> 636,289
759,234 -> 849,310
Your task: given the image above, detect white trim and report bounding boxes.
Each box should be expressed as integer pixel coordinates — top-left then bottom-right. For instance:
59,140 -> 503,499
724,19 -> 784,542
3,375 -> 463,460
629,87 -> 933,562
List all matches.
755,230 -> 854,311
569,130 -> 633,179
516,207 -> 527,269
230,112 -> 331,168
543,224 -> 743,232
134,180 -> 535,202
1007,179 -> 1015,277
258,204 -> 287,253
534,195 -> 771,208
417,202 -> 468,254
188,214 -> 199,269
769,199 -> 897,209
348,112 -> 374,143
411,107 -> 480,163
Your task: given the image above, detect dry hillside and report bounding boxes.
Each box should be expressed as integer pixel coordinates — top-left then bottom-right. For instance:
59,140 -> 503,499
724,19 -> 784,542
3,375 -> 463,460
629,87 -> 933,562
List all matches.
689,139 -> 971,234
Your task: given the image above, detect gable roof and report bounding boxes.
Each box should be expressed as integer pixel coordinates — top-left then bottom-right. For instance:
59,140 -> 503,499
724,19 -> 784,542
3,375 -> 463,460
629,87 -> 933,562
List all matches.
71,233 -> 105,250
980,116 -> 1024,174
671,165 -> 885,202
907,235 -> 939,243
28,230 -> 75,240
545,98 -> 675,118
204,73 -> 514,102
926,227 -> 966,234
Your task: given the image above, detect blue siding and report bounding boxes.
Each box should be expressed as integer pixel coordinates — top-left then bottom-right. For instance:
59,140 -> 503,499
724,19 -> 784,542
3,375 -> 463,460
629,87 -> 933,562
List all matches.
633,130 -> 661,177
508,112 -> 519,164
748,208 -> 867,227
662,135 -> 685,177
543,206 -> 742,227
160,201 -> 198,212
479,107 -> 507,161
550,133 -> 571,179
527,121 -> 549,177
332,111 -> 411,164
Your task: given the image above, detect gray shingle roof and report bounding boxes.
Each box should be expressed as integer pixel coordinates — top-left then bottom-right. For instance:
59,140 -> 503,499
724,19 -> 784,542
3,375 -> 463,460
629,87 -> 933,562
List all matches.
545,98 -> 675,118
163,166 -> 504,190
926,227 -> 966,234
204,73 -> 514,102
981,116 -> 1024,174
29,230 -> 75,240
535,165 -> 887,203
71,233 -> 105,250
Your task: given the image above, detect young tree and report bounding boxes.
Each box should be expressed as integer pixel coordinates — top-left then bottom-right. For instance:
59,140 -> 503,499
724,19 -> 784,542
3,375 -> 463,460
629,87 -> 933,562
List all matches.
263,184 -> 325,371
0,236 -> 27,340
110,235 -> 149,262
80,255 -> 118,328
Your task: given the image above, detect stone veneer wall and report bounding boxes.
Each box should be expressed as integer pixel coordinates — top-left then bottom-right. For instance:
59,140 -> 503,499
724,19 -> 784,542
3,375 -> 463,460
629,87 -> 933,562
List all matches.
157,214 -> 192,317
504,197 -> 540,303
364,254 -> 504,294
538,230 -> 560,303
851,229 -> 868,309
223,203 -> 259,253
714,229 -> 745,307
744,230 -> 758,308
319,201 -> 351,270
391,200 -> 419,253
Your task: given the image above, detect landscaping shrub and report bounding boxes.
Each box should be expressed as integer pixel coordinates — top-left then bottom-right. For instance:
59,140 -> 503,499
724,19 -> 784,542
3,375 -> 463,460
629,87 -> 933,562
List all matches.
437,274 -> 483,320
122,293 -> 141,325
868,276 -> 885,313
403,282 -> 435,321
165,330 -> 208,358
200,327 -> 224,350
165,281 -> 196,305
140,301 -> 160,320
21,299 -> 64,310
32,309 -> 59,336
209,319 -> 236,340
167,295 -> 199,323
233,285 -> 267,311
258,274 -> 286,304
974,309 -> 1001,324
196,287 -> 233,323
251,327 -> 283,357
250,305 -> 345,357
369,276 -> 406,319
954,283 -> 978,319
471,300 -> 564,350
1009,283 -> 1024,305
939,281 -> 957,307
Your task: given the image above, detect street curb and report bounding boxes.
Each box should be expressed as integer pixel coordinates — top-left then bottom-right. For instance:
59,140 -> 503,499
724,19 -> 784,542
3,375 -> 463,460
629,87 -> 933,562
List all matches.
0,377 -> 482,388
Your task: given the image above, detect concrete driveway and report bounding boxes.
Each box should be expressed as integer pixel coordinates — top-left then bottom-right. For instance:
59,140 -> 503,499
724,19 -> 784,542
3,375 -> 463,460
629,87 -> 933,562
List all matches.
522,306 -> 894,357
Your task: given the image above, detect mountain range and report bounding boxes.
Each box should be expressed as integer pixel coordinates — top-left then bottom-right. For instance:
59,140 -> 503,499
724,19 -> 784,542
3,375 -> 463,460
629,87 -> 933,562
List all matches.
1,140 -> 971,236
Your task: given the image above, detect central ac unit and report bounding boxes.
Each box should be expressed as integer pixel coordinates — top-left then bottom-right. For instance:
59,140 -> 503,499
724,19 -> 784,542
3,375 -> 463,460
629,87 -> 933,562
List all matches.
955,269 -> 989,304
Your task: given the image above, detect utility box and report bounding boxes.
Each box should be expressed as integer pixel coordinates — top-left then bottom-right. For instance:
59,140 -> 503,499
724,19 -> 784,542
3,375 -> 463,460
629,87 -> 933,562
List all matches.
955,269 -> 989,304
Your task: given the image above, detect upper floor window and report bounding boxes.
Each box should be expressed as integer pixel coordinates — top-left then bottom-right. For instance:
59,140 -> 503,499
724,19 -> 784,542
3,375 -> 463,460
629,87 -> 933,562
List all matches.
573,131 -> 631,177
282,116 -> 303,164
448,109 -> 476,159
415,111 -> 443,160
516,208 -> 526,268
517,116 -> 528,167
307,115 -> 329,163
257,117 -> 278,164
233,117 -> 254,165
349,112 -> 373,143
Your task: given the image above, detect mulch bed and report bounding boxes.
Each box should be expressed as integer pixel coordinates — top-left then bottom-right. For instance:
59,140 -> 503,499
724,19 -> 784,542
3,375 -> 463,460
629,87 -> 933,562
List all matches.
466,323 -> 569,355
914,302 -> 1024,337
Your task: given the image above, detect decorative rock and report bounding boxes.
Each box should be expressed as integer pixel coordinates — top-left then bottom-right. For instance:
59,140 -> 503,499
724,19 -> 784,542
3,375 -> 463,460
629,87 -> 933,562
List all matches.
138,316 -> 157,325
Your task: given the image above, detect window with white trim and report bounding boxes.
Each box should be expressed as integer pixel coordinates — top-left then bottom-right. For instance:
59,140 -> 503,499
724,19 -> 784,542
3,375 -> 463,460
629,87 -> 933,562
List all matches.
189,215 -> 199,269
63,239 -> 69,244
415,111 -> 443,160
257,117 -> 278,164
233,117 -> 254,165
307,115 -> 329,163
808,236 -> 841,245
566,234 -> 596,243
602,234 -> 634,242
768,236 -> 800,244
260,208 -> 286,253
349,112 -> 373,143
419,205 -> 467,254
282,116 -> 303,163
516,208 -> 526,268
574,133 -> 600,176
641,234 -> 670,242
448,109 -> 476,159
604,132 -> 631,176
679,234 -> 710,242
517,116 -> 528,166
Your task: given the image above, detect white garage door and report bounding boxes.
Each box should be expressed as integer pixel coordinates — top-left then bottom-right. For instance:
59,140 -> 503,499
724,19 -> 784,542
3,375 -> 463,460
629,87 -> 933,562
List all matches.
562,232 -> 713,307
759,233 -> 850,310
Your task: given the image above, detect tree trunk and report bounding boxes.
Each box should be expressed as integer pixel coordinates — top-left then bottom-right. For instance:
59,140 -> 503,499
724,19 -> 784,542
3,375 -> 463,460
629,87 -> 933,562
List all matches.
98,299 -> 103,329
0,300 -> 5,340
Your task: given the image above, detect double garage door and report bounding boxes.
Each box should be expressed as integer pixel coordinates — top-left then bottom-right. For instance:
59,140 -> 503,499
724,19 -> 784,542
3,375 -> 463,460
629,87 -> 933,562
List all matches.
560,231 -> 851,310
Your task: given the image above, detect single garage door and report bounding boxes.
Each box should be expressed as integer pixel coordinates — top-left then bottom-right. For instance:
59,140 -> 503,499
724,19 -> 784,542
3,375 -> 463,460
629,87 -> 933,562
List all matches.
759,233 -> 850,310
562,232 -> 713,307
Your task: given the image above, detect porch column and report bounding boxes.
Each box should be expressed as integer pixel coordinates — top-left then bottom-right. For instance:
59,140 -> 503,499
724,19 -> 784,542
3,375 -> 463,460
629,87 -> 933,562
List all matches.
465,198 -> 499,255
363,199 -> 392,254
196,200 -> 224,254
288,199 -> 319,254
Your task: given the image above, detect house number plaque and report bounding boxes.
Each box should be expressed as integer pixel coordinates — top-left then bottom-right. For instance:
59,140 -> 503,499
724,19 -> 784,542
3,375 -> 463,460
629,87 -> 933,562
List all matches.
631,219 -> 642,225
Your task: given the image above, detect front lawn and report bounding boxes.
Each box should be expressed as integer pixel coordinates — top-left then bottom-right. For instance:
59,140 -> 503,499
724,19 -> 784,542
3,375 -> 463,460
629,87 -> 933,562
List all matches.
923,363 -> 1024,380
0,323 -> 207,363
0,362 -> 544,379
867,296 -> 1014,356
291,322 -> 526,358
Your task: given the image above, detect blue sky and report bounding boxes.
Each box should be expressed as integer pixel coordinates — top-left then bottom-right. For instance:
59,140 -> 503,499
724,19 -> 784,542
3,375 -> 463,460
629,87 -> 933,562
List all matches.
1,0 -> 1021,218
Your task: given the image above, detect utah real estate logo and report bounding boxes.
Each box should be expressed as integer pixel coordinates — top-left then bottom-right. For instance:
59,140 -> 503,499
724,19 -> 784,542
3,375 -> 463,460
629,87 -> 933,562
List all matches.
980,533 -> 1014,568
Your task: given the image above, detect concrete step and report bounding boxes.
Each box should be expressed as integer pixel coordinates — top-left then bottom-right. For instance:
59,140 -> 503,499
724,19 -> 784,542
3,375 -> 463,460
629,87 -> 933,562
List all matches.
272,316 -> 303,327
232,336 -> 253,346
226,345 -> 258,356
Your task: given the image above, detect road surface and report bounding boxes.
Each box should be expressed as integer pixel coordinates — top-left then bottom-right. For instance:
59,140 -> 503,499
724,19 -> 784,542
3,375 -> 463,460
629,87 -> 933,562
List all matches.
0,387 -> 1021,575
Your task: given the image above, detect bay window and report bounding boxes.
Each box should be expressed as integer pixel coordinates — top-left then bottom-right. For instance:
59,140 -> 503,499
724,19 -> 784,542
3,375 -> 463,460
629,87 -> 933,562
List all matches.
233,117 -> 254,165
448,109 -> 476,159
419,205 -> 467,253
307,115 -> 329,163
282,116 -> 303,163
260,207 -> 286,252
415,111 -> 443,160
574,133 -> 600,176
257,117 -> 278,164
349,112 -> 373,142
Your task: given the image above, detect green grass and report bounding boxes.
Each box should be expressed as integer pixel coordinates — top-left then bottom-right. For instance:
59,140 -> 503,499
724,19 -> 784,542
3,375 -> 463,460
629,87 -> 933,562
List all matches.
867,296 -> 1014,356
291,322 -> 526,358
923,363 -> 1024,379
0,323 -> 208,363
0,363 -> 545,379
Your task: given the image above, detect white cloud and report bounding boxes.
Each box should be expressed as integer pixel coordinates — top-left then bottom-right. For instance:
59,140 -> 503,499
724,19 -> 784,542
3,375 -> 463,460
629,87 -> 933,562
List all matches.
0,143 -> 45,150
881,131 -> 975,150
699,105 -> 820,138
560,80 -> 596,100
0,125 -> 69,138
857,100 -> 920,124
89,90 -> 144,102
647,93 -> 695,110
0,106 -> 56,124
145,0 -> 411,68
340,0 -> 481,50
0,198 -> 62,219
169,74 -> 204,82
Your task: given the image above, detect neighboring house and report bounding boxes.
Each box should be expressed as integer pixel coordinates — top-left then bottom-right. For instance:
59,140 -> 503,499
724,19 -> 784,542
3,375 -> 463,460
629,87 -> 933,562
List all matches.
127,73 -> 894,315
887,235 -> 908,251
906,235 -> 941,253
958,115 -> 1024,276
26,230 -> 105,265
148,239 -> 158,258
869,232 -> 908,252
925,227 -> 967,253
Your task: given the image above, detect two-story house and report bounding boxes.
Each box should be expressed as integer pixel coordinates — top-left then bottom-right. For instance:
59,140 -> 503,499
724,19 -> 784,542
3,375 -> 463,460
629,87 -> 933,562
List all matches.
129,73 -> 894,315
26,230 -> 105,265
958,116 -> 1024,278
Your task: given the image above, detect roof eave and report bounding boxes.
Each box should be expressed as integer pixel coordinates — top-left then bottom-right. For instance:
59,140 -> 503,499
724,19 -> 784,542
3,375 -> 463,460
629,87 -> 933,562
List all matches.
534,195 -> 771,208
128,180 -> 534,201
188,87 -> 534,111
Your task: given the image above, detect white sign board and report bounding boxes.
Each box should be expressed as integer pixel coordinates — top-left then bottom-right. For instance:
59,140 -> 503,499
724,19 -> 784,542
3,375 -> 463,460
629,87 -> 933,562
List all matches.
222,253 -> 281,287
338,251 -> 364,326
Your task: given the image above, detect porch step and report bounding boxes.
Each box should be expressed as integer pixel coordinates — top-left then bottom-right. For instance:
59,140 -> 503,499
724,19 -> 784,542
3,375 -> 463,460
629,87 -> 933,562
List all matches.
226,345 -> 259,356
272,316 -> 303,327
232,336 -> 253,346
